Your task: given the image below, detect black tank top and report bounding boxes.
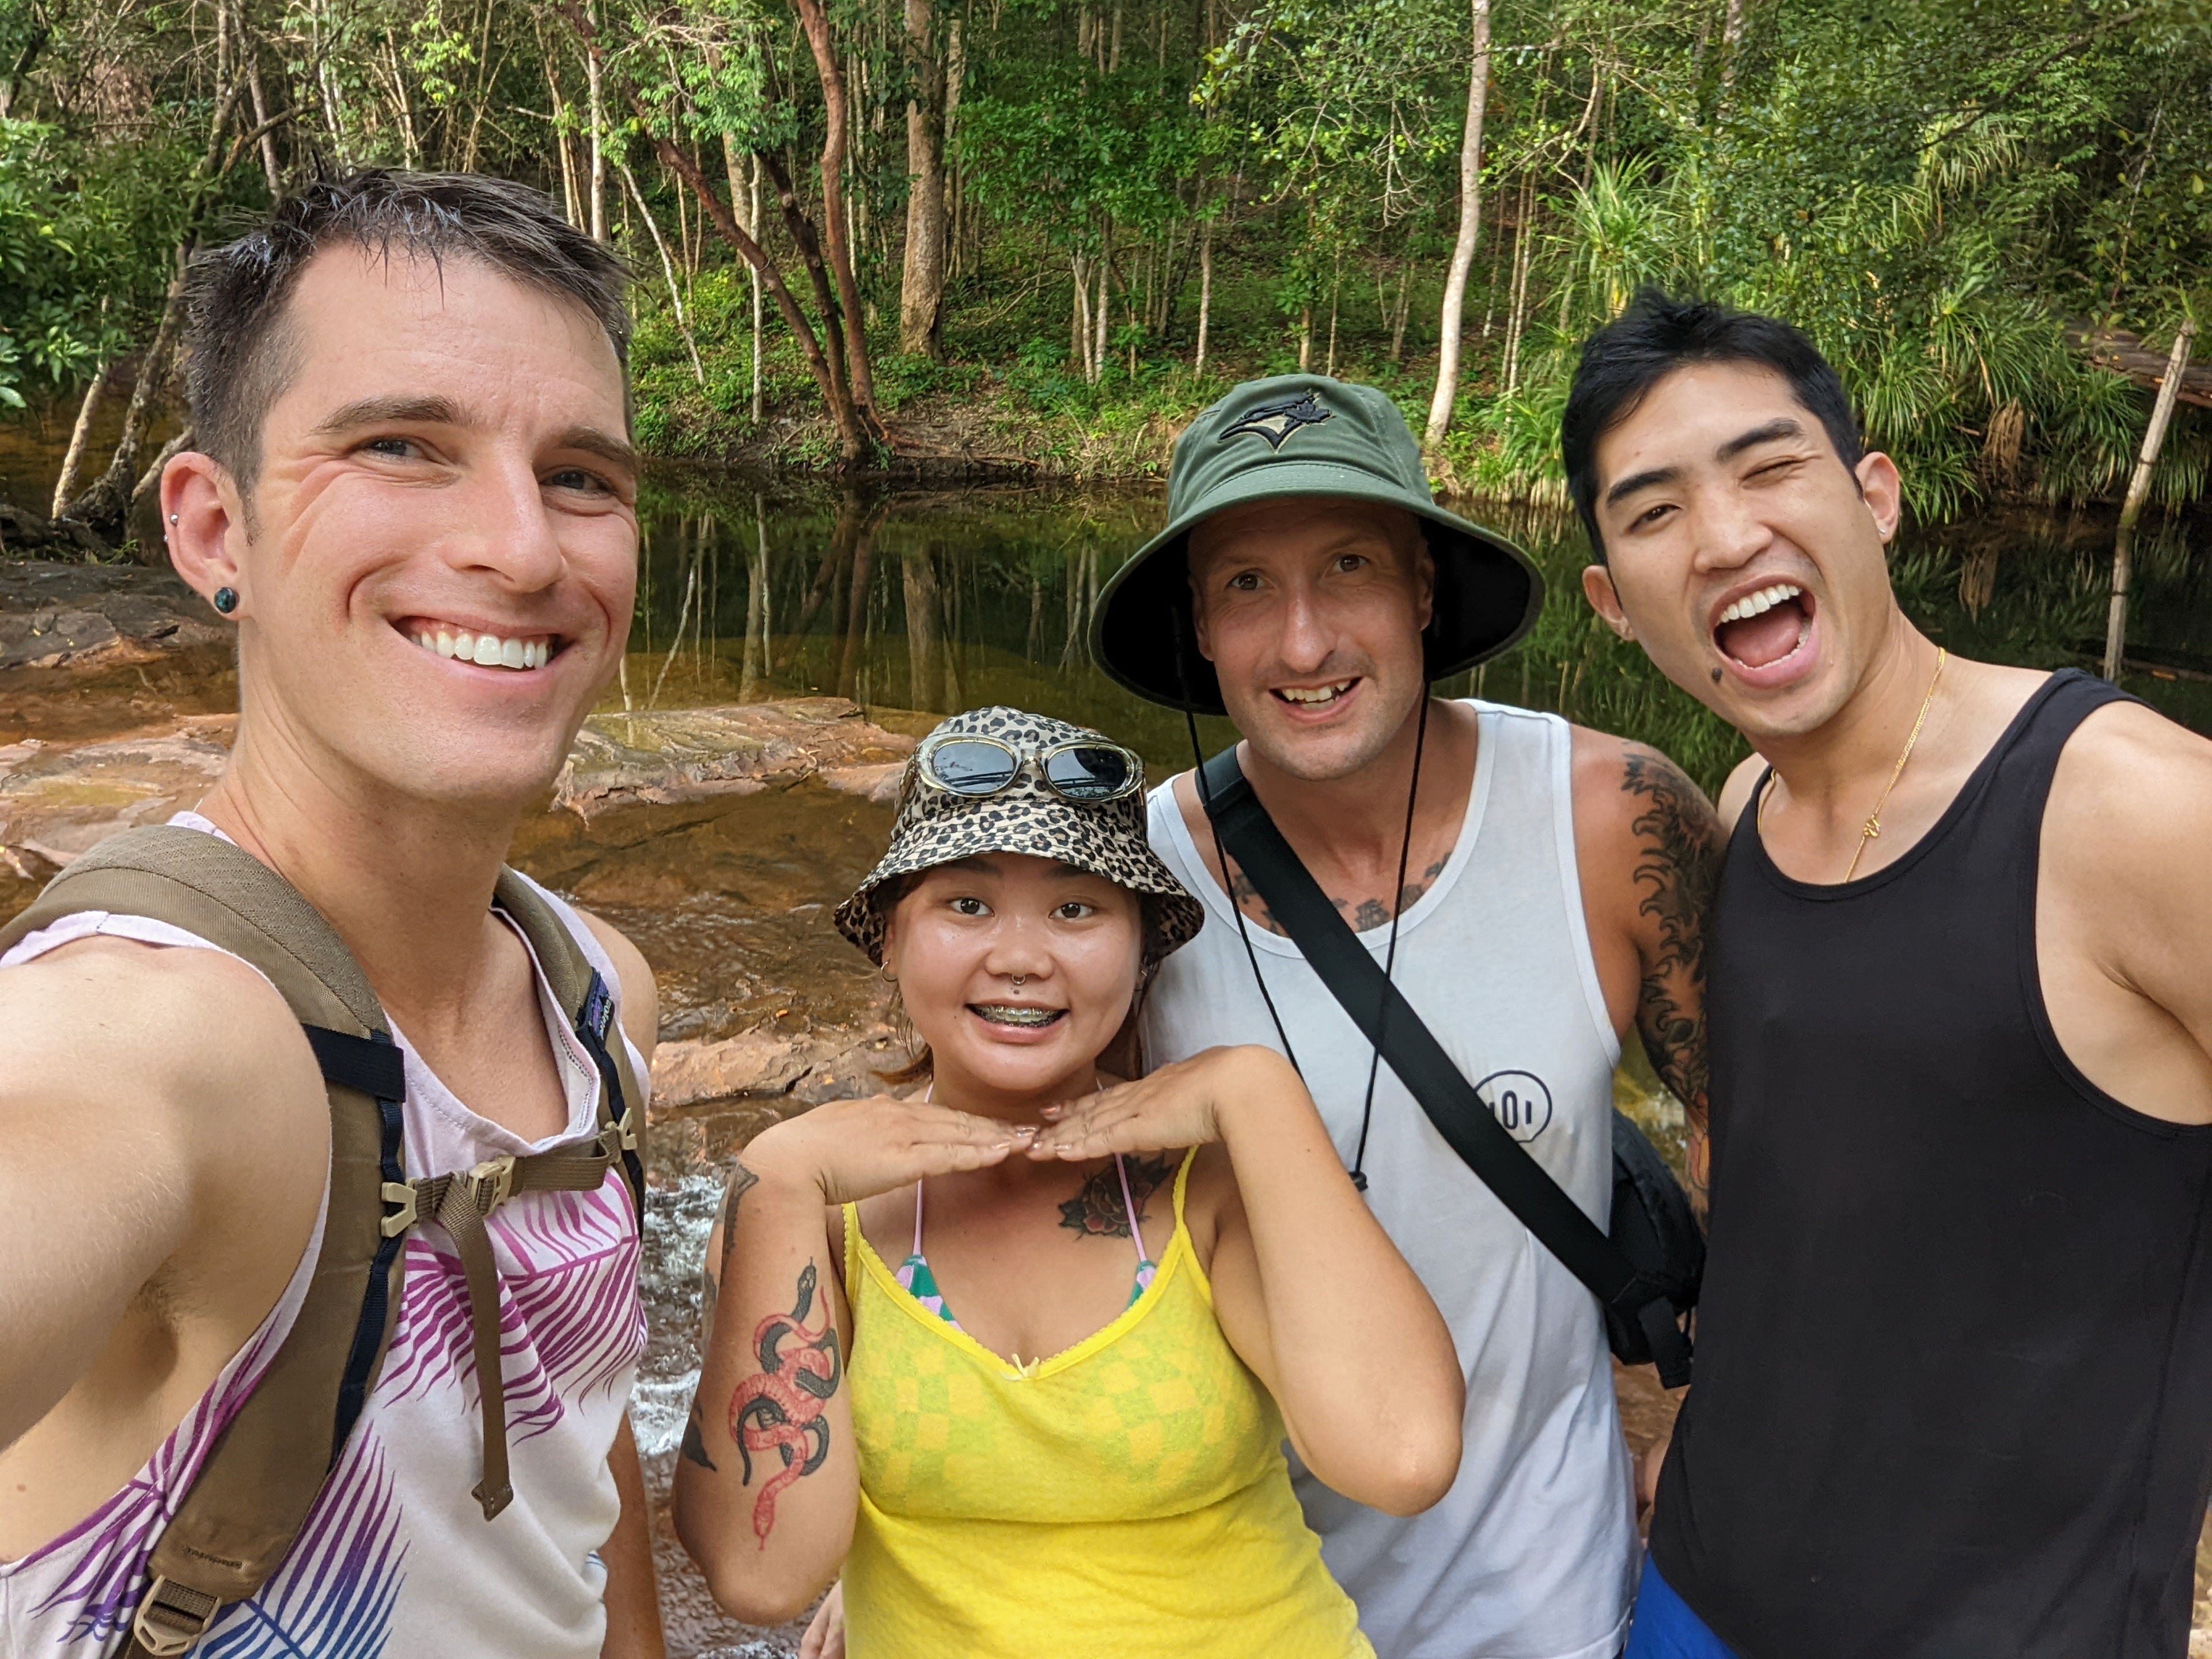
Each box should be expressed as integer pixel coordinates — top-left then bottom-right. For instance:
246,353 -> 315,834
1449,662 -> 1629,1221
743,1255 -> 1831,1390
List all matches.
1650,670 -> 2212,1659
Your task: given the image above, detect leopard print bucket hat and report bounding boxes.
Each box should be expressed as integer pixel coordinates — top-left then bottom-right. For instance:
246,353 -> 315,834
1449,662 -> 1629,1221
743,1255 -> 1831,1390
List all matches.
834,706 -> 1205,968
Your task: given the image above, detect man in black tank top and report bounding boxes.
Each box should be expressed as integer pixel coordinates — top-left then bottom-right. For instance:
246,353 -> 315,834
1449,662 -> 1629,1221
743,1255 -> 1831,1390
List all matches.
1560,291 -> 2212,1659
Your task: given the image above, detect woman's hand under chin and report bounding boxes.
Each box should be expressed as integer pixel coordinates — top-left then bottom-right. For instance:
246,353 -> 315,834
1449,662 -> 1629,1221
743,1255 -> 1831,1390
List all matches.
743,1092 -> 1032,1206
1024,1044 -> 1296,1164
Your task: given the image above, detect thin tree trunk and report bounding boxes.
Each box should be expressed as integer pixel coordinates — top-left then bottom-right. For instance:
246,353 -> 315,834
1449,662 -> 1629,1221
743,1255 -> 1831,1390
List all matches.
750,156 -> 764,421
617,158 -> 704,383
546,55 -> 581,226
1389,258 -> 1414,363
1423,0 -> 1492,450
51,361 -> 113,520
900,0 -> 949,358
1093,222 -> 1112,384
2104,323 -> 2195,679
1195,213 -> 1213,374
642,124 -> 869,462
791,0 -> 881,423
760,148 -> 864,439
1718,0 -> 1748,104
246,54 -> 282,196
1325,255 -> 1341,377
585,17 -> 606,241
1298,301 -> 1312,372
1073,252 -> 1091,375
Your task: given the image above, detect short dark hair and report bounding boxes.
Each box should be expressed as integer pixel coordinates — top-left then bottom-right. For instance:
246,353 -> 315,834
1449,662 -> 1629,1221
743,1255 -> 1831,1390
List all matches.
181,169 -> 633,491
1562,287 -> 1864,561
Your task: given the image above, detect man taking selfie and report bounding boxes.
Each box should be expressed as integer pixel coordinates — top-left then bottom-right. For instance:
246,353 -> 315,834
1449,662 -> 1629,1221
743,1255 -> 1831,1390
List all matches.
0,172 -> 665,1657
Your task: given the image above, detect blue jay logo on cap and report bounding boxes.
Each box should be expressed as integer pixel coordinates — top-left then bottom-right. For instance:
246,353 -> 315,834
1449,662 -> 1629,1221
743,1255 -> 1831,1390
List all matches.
1220,389 -> 1332,450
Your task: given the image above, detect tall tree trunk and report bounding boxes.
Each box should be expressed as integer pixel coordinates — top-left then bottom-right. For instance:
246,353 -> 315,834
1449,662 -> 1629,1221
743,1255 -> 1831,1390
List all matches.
750,156 -> 765,421
2104,323 -> 2195,679
1092,222 -> 1112,384
1718,0 -> 1748,103
617,158 -> 704,383
545,52 -> 581,226
1073,251 -> 1092,375
900,0 -> 949,358
790,0 -> 881,425
246,54 -> 282,196
1423,0 -> 1492,450
70,266 -> 189,550
51,361 -> 113,520
760,149 -> 862,431
585,16 -> 606,241
1195,213 -> 1214,374
643,125 -> 870,463
1389,259 -> 1414,363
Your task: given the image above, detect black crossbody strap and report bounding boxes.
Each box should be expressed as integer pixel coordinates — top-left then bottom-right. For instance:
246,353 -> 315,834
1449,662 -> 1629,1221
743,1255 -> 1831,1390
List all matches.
1199,747 -> 1679,1341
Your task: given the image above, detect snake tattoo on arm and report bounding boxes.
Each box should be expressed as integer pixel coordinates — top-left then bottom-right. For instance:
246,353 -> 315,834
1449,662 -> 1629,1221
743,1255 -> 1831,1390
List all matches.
726,1260 -> 843,1546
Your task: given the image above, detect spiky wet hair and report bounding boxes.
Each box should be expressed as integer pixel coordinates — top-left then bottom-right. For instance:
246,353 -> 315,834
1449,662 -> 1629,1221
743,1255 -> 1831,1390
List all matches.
180,169 -> 633,491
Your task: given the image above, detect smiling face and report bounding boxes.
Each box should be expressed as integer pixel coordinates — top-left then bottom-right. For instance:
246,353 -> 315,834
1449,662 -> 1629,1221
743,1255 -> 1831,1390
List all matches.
1579,361 -> 1904,741
162,245 -> 639,816
884,854 -> 1144,1104
1188,496 -> 1433,781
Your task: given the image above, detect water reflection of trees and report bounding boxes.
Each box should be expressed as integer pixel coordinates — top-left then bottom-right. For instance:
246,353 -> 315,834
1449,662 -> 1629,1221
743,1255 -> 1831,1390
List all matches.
627,481 -> 2207,796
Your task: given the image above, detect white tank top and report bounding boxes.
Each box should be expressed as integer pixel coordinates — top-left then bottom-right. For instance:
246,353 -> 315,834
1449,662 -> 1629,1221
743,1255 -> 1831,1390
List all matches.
0,815 -> 650,1658
1142,703 -> 1637,1659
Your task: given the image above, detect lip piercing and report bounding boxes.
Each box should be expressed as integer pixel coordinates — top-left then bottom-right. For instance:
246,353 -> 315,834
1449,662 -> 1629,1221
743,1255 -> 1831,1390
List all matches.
213,587 -> 238,615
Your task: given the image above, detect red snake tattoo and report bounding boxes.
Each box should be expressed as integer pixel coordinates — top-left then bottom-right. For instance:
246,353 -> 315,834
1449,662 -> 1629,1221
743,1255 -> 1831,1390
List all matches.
728,1262 -> 843,1545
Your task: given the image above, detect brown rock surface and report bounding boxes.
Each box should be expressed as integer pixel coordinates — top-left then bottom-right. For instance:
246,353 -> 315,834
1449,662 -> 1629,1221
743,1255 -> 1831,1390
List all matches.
555,698 -> 915,819
0,559 -> 231,673
0,715 -> 235,879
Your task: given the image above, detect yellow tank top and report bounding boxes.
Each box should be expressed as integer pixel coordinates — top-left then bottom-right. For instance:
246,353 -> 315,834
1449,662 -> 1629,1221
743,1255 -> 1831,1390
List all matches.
840,1150 -> 1373,1658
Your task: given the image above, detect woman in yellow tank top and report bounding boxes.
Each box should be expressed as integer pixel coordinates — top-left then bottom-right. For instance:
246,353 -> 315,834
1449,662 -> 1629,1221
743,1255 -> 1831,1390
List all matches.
673,709 -> 1464,1656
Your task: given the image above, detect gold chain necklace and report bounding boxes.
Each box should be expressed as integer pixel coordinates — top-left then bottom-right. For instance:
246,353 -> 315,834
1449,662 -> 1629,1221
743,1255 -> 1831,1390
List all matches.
1759,647 -> 1948,882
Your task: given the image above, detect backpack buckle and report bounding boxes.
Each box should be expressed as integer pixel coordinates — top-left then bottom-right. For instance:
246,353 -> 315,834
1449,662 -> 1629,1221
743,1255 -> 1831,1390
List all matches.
132,1575 -> 221,1655
466,1155 -> 517,1215
378,1180 -> 419,1238
613,1106 -> 638,1154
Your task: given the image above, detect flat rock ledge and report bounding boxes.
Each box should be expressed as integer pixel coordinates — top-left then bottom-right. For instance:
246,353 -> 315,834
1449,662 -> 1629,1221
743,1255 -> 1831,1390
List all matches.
0,560 -> 232,673
554,697 -> 914,817
0,697 -> 914,882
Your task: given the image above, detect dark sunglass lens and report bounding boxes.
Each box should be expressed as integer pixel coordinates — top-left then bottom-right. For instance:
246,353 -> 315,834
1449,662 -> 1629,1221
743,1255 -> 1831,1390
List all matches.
1044,746 -> 1135,799
930,740 -> 1019,794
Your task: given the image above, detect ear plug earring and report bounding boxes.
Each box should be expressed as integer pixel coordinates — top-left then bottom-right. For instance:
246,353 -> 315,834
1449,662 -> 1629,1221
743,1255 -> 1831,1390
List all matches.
213,588 -> 238,615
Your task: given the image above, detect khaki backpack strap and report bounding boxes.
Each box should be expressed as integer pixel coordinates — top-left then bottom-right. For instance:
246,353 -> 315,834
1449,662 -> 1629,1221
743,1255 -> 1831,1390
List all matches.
0,827 -> 409,1659
491,869 -> 647,1222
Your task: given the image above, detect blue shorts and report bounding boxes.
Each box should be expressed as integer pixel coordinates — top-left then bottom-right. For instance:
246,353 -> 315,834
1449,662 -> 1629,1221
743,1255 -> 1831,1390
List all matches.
1625,1556 -> 1740,1659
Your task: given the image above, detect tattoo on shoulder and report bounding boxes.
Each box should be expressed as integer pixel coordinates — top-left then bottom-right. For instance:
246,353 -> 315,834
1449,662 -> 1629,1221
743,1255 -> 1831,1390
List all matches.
1620,749 -> 1723,1194
726,1260 -> 842,1544
1058,1153 -> 1176,1240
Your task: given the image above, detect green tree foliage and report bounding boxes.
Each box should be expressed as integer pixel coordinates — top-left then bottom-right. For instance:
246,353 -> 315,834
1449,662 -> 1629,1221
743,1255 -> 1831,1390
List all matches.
0,0 -> 2203,521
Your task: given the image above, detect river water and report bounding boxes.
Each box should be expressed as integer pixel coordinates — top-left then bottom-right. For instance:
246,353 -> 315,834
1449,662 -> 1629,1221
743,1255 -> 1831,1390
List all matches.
621,476 -> 2212,793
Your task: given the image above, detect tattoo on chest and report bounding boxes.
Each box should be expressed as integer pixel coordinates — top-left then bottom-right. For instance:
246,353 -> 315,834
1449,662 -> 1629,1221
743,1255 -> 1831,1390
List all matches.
726,1261 -> 842,1544
1229,858 -> 1449,937
1058,1152 -> 1176,1239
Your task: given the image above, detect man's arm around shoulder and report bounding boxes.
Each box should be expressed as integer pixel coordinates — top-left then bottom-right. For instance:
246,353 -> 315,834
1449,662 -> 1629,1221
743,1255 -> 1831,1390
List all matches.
0,938 -> 326,1450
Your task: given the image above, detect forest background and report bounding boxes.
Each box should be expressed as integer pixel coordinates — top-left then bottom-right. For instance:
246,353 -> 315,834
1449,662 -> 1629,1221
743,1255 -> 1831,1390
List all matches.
1,0 -> 2209,548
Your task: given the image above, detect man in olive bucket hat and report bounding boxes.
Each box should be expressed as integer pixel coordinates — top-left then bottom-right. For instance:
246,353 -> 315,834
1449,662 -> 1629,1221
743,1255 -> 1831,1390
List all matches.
1093,373 -> 1726,1659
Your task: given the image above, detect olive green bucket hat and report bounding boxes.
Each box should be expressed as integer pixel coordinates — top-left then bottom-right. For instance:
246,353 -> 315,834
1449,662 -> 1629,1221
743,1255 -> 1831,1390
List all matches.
1091,373 -> 1544,715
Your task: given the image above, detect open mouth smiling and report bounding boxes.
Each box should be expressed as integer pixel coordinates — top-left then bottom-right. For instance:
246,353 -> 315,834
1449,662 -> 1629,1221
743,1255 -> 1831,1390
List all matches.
396,619 -> 563,672
1711,582 -> 1815,676
969,1003 -> 1066,1029
1272,679 -> 1358,709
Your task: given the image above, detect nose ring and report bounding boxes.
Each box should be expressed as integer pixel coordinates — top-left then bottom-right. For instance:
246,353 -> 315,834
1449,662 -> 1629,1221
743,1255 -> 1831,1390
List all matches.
1011,975 -> 1026,991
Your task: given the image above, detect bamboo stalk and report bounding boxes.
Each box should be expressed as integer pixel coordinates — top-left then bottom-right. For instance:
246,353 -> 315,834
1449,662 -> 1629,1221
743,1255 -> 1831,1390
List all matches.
2104,321 -> 2195,680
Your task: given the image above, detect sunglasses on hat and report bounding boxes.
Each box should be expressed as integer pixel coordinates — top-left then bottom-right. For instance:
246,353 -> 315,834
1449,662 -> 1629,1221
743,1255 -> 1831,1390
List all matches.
915,733 -> 1145,803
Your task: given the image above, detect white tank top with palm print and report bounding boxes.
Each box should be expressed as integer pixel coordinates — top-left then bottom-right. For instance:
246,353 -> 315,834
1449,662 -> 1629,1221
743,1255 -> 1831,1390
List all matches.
0,814 -> 650,1658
